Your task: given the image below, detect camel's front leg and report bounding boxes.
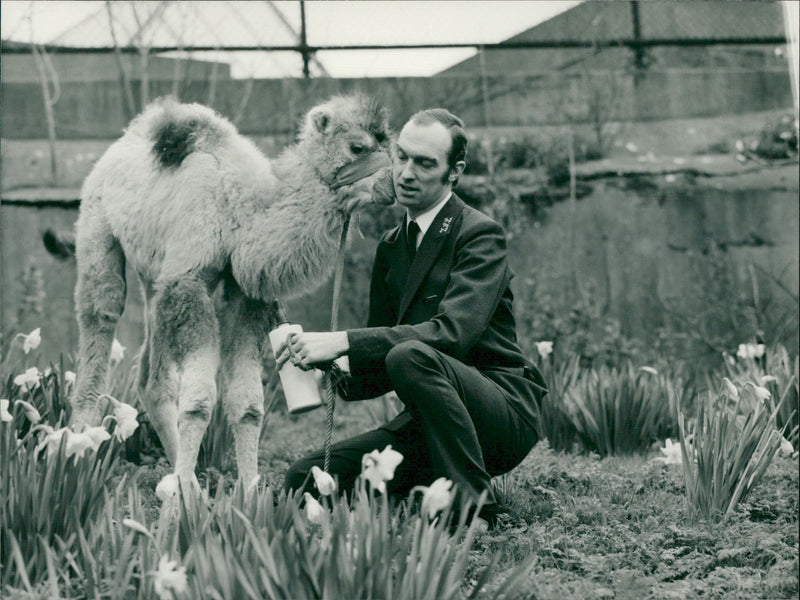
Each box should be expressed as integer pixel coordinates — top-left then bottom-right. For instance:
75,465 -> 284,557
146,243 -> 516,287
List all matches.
219,288 -> 270,487
152,277 -> 220,490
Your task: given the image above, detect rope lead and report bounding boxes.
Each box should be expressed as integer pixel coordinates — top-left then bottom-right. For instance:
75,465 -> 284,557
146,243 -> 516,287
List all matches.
322,215 -> 351,472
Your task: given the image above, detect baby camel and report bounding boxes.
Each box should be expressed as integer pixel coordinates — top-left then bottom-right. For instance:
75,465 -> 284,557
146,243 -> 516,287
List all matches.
71,94 -> 392,490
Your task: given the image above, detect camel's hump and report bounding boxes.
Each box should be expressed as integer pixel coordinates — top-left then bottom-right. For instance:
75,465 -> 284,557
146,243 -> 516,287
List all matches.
131,97 -> 237,169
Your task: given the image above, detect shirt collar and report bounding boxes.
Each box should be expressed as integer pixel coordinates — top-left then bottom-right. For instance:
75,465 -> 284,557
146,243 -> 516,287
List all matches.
406,192 -> 452,245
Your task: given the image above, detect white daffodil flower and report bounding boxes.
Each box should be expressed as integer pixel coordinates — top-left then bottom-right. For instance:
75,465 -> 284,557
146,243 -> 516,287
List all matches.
779,436 -> 794,457
66,427 -> 109,459
535,341 -> 553,360
736,343 -> 765,360
760,375 -> 778,385
1,399 -> 13,422
420,477 -> 455,519
310,465 -> 337,496
35,425 -> 68,457
64,371 -> 77,386
151,555 -> 188,600
14,368 -> 41,392
361,445 -> 404,494
639,366 -> 658,375
110,339 -> 126,365
155,474 -> 180,502
113,401 -> 139,441
22,328 -> 41,354
742,382 -> 771,404
722,377 -> 739,401
65,432 -> 95,459
16,399 -> 41,423
304,492 -> 326,524
84,425 -> 111,447
657,438 -> 683,465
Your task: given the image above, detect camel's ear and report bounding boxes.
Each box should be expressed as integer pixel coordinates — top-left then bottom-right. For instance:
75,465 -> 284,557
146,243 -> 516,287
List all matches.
309,106 -> 332,134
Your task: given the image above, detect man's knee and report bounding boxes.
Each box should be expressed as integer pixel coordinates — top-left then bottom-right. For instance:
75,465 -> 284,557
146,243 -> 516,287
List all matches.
385,340 -> 439,383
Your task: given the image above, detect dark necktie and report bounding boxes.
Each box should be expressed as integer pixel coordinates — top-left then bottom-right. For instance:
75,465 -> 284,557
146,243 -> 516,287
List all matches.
407,220 -> 420,257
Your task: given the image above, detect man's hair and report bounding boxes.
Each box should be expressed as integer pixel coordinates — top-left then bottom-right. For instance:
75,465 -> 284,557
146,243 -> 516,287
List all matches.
409,108 -> 468,184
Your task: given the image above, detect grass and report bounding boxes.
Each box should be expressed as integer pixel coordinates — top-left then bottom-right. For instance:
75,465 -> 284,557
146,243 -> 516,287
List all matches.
1,339 -> 798,599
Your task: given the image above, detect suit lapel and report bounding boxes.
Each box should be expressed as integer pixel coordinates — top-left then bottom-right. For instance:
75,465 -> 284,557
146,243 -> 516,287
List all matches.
397,195 -> 464,323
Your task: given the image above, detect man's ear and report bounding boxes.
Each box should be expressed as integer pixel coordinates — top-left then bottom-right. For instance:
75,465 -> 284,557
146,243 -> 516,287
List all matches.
308,106 -> 332,134
448,160 -> 467,181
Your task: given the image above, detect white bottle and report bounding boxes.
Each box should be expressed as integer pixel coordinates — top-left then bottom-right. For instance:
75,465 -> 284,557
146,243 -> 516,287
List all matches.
268,299 -> 323,414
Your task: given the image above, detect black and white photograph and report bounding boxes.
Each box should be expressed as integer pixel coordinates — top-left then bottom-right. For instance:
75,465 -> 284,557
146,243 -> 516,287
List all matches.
1,1 -> 798,598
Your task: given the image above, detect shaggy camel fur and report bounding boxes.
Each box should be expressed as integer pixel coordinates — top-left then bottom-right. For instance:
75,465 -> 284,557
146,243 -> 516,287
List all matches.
71,94 -> 392,490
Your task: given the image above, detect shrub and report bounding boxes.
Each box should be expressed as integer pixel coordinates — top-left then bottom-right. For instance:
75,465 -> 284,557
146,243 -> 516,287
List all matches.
565,363 -> 680,456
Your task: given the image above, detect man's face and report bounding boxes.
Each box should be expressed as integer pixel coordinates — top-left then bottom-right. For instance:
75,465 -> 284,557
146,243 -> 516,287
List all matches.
392,120 -> 462,218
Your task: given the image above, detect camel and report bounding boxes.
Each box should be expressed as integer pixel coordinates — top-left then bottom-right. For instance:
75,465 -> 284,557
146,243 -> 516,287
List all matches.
70,94 -> 393,491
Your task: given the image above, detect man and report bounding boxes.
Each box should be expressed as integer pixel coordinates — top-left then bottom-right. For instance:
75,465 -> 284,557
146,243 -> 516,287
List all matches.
278,108 -> 547,525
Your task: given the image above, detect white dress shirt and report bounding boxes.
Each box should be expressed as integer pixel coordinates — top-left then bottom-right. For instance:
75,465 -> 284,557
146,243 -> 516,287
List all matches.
406,192 -> 452,250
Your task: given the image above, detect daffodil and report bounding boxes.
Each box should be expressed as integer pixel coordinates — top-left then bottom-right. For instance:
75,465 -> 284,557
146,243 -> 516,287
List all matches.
35,425 -> 68,457
0,399 -> 12,422
779,436 -> 794,457
65,431 -> 98,459
110,339 -> 126,365
361,445 -> 404,494
22,328 -> 41,354
722,377 -> 739,401
151,555 -> 188,600
304,492 -> 325,524
14,368 -> 41,392
64,371 -> 76,386
639,366 -> 658,375
657,438 -> 683,465
736,343 -> 765,360
113,401 -> 139,441
419,477 -> 455,519
745,382 -> 771,403
83,425 -> 111,448
156,474 -> 180,502
16,399 -> 41,423
311,465 -> 337,496
760,375 -> 778,385
535,341 -> 553,360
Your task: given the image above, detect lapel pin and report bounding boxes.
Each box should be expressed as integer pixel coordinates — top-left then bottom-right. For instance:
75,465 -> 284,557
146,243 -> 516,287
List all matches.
439,217 -> 452,234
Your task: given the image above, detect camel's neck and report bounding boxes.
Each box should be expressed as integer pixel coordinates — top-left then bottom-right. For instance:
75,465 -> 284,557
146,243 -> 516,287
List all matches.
231,153 -> 346,301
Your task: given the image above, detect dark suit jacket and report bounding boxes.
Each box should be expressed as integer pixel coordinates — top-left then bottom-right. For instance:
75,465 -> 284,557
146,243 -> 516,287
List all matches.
344,193 -> 547,431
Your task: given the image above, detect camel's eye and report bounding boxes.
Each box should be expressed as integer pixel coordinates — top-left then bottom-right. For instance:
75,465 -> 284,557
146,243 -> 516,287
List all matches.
350,143 -> 367,155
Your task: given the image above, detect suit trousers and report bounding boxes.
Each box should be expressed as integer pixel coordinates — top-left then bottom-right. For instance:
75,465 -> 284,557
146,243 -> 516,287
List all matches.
284,340 -> 538,508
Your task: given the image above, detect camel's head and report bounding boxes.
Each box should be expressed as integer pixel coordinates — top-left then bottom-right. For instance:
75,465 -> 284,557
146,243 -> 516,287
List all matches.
299,94 -> 394,212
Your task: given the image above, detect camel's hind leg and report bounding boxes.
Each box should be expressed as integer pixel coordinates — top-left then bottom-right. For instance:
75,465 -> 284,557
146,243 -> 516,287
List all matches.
150,277 -> 219,488
218,282 -> 270,487
138,283 -> 180,466
71,211 -> 127,428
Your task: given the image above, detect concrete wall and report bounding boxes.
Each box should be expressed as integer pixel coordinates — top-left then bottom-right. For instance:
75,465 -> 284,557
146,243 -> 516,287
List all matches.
2,165 -> 796,366
505,166 -> 799,344
1,68 -> 792,139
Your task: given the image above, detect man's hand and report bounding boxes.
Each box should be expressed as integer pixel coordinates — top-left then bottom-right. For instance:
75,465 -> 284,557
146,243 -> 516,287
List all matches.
274,331 -> 350,371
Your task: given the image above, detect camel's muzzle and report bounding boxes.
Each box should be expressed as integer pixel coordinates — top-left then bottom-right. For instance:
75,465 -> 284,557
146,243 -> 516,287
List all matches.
331,151 -> 391,192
